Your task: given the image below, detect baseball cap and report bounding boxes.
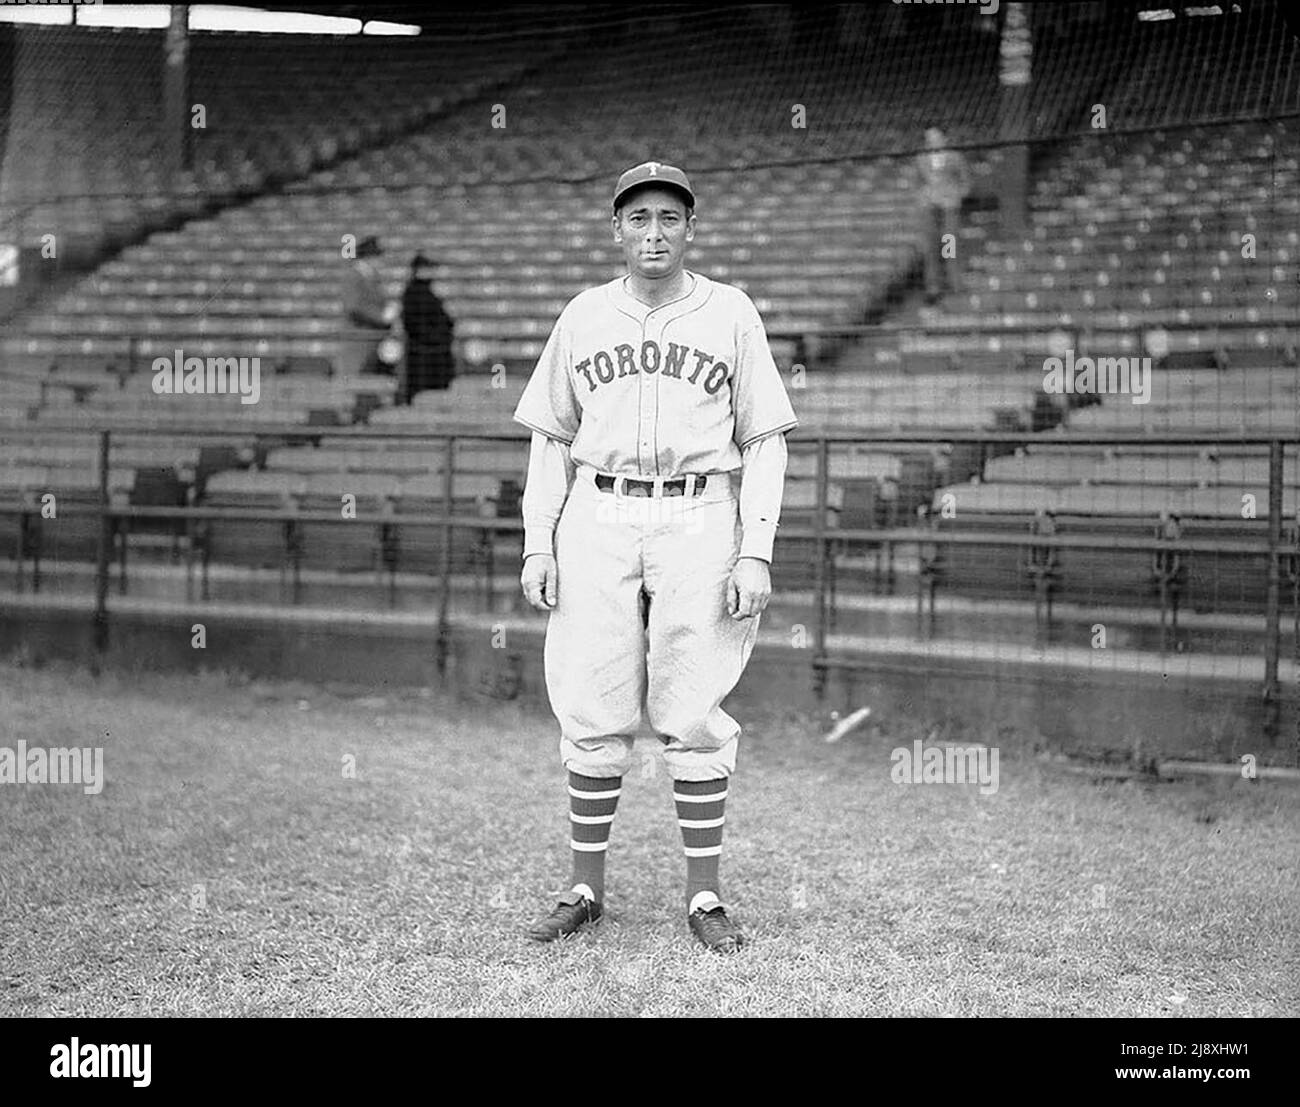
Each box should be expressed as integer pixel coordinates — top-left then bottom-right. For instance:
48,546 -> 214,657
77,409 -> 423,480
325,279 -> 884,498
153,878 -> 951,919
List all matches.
613,161 -> 695,211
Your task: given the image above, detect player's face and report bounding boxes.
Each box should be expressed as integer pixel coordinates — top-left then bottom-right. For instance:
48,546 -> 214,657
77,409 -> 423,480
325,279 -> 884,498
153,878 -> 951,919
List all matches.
612,189 -> 695,281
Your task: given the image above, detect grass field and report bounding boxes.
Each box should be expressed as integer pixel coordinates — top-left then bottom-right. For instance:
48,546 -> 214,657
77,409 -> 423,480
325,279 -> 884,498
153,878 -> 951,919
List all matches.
1,660 -> 1297,1017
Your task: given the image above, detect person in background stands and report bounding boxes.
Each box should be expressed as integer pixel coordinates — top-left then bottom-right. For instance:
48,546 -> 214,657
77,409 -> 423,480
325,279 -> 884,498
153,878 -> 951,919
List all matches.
917,127 -> 972,304
340,235 -> 395,380
400,253 -> 456,405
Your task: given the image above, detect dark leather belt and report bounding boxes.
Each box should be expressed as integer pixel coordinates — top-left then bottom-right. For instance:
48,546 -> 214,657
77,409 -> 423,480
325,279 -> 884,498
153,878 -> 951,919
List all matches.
595,473 -> 708,497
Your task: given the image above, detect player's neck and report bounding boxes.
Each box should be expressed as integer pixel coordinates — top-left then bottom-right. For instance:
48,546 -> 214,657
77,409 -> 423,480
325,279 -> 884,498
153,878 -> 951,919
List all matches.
624,269 -> 692,309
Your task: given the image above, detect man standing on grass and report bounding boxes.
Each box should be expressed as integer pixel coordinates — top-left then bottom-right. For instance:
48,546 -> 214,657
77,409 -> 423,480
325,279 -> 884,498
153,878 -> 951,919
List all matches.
512,161 -> 798,952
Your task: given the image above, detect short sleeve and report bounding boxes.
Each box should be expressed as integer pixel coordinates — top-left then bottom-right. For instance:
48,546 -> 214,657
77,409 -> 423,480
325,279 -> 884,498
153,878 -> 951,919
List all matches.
731,298 -> 798,451
513,312 -> 581,444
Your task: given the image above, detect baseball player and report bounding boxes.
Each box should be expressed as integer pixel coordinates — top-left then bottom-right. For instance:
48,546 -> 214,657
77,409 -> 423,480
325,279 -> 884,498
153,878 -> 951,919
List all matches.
512,161 -> 797,953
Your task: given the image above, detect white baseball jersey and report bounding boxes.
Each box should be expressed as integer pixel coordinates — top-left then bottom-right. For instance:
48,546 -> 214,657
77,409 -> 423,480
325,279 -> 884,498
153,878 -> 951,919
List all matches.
512,271 -> 798,476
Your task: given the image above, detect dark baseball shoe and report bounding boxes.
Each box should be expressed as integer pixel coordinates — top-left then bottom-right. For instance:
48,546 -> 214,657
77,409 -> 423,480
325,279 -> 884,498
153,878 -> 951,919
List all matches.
689,903 -> 745,953
527,890 -> 602,942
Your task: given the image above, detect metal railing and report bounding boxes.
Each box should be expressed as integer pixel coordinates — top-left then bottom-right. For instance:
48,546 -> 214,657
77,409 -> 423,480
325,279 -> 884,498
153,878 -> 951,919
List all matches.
796,430 -> 1292,730
1,423 -> 1294,734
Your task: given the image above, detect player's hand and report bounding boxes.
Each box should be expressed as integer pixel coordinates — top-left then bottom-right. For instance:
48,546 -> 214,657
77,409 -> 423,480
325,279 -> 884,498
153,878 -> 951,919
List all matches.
521,554 -> 558,611
727,556 -> 771,620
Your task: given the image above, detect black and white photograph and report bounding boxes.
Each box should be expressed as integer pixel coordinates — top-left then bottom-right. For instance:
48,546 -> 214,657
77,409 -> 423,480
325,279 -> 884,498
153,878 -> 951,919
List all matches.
0,0 -> 1296,1056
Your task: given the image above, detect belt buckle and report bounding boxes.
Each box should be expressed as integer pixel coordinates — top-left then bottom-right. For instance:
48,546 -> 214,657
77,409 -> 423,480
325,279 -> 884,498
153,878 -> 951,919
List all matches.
599,473 -> 705,498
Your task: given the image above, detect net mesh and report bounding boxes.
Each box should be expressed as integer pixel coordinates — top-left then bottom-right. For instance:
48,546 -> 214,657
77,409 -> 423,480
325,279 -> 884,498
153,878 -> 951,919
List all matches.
3,4 -> 1298,222
0,2 -> 1297,697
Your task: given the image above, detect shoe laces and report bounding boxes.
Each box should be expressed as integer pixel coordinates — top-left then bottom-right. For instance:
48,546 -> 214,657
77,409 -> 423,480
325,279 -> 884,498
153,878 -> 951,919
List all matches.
549,896 -> 587,920
694,906 -> 735,938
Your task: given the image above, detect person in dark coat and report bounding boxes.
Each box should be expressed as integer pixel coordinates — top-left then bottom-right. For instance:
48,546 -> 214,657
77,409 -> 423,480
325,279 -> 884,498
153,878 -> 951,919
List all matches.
400,253 -> 455,404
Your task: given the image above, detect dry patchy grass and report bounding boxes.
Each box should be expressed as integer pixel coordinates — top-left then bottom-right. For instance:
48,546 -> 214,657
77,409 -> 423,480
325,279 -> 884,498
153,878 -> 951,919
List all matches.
1,662 -> 1296,1017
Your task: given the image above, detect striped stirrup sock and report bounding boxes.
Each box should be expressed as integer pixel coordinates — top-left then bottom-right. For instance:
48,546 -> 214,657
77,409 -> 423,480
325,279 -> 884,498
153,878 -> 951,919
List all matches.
674,777 -> 728,910
567,772 -> 621,903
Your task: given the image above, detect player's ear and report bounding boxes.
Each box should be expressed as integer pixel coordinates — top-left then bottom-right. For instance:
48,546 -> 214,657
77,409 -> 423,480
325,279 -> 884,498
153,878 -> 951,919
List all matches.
685,213 -> 696,243
612,212 -> 623,244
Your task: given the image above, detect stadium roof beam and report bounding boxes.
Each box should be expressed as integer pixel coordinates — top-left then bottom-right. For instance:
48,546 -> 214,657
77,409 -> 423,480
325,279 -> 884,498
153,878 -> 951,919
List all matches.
0,4 -> 420,35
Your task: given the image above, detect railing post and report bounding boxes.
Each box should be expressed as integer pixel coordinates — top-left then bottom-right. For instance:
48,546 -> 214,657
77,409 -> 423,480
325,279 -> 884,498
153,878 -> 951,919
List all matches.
1291,519 -> 1299,767
13,499 -> 25,592
435,434 -> 456,678
379,495 -> 399,609
93,430 -> 112,660
1262,437 -> 1283,738
917,506 -> 940,639
812,435 -> 830,699
184,483 -> 196,604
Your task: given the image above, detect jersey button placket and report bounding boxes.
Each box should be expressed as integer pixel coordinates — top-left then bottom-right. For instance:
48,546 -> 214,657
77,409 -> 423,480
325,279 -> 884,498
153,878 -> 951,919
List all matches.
643,316 -> 663,478
629,313 -> 652,575
637,319 -> 655,475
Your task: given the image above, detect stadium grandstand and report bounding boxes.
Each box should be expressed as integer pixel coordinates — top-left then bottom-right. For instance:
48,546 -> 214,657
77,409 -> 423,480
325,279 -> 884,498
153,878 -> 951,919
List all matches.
1,1 -> 1297,758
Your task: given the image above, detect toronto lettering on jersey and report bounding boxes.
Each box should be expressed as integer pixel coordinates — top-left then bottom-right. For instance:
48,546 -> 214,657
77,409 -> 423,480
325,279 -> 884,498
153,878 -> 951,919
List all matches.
574,340 -> 729,394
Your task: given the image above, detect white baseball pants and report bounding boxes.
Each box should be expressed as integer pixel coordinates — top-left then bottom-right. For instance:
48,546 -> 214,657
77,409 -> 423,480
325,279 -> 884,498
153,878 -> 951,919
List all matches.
543,464 -> 760,781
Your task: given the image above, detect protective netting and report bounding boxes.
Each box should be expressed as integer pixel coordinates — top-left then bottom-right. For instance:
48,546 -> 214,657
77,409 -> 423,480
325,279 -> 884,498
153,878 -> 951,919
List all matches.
3,2 -> 1298,232
0,3 -> 1297,700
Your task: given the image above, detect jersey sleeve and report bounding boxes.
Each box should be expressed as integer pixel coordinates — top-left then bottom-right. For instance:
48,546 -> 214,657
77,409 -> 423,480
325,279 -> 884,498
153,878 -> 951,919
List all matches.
738,430 -> 788,563
513,310 -> 581,444
731,297 -> 799,451
521,430 -> 575,560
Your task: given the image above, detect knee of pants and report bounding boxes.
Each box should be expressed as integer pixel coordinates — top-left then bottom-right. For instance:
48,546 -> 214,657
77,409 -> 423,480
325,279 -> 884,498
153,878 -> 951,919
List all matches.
560,733 -> 636,779
646,696 -> 736,752
662,731 -> 738,781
